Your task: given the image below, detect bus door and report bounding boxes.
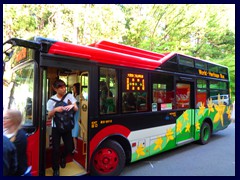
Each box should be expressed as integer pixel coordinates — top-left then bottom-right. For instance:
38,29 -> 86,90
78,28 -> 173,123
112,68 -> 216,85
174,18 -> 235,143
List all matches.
74,72 -> 88,168
175,80 -> 195,145
43,67 -> 89,176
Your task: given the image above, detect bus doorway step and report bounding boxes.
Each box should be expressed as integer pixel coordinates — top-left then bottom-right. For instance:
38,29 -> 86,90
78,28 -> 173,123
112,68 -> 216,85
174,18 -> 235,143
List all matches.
45,160 -> 87,176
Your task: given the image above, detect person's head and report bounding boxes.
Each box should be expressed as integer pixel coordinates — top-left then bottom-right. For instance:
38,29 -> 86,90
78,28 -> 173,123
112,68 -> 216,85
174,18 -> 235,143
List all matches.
52,79 -> 66,96
3,109 -> 22,130
72,83 -> 80,96
100,81 -> 107,91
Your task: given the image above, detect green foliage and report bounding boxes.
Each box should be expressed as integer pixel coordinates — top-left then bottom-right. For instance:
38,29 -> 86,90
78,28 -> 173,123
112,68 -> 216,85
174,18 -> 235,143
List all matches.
3,4 -> 235,99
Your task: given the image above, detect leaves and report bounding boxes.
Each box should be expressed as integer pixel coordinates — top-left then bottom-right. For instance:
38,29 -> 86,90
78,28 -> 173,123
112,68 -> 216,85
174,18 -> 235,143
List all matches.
3,4 -> 235,100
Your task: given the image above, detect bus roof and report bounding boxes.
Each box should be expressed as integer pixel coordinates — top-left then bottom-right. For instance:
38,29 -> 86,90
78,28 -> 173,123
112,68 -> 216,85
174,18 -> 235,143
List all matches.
4,37 -> 228,71
89,40 -> 166,60
48,40 -> 176,70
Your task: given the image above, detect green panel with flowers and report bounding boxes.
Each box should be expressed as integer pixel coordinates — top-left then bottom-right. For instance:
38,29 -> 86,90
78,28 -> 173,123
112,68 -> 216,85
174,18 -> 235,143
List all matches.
195,94 -> 232,140
130,95 -> 232,163
131,126 -> 176,162
176,109 -> 194,143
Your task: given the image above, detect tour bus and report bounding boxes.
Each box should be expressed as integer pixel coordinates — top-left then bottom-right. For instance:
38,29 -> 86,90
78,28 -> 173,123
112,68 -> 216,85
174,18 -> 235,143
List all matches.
3,37 -> 232,176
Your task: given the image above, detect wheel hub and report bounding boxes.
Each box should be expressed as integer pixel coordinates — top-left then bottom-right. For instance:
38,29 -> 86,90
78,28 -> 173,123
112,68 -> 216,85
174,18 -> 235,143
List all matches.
93,148 -> 119,173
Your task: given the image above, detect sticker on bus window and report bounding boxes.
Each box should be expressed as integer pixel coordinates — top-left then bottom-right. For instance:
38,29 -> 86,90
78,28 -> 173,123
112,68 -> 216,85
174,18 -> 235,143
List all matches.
161,103 -> 172,110
152,103 -> 157,112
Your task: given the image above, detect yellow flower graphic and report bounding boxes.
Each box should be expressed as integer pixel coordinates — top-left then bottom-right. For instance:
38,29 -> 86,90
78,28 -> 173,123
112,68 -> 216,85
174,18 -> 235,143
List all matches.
176,121 -> 182,133
226,106 -> 231,119
154,137 -> 163,151
195,122 -> 200,131
185,123 -> 191,132
183,111 -> 189,121
213,94 -> 226,126
136,144 -> 145,158
166,128 -> 174,142
207,98 -> 215,115
198,102 -> 205,116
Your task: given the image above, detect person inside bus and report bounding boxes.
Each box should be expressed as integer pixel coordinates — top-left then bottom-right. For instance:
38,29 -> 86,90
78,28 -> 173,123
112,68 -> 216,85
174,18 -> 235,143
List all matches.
123,92 -> 137,111
25,97 -> 32,118
47,79 -> 78,176
99,80 -> 113,114
136,92 -> 147,111
3,109 -> 30,176
71,82 -> 81,154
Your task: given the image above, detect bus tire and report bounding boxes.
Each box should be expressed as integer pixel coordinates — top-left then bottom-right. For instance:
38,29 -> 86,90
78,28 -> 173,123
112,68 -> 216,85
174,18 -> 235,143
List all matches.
90,140 -> 126,176
198,122 -> 211,145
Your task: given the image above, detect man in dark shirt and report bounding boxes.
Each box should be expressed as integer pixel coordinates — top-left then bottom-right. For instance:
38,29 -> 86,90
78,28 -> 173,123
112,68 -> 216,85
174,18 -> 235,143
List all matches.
3,135 -> 18,176
12,128 -> 29,175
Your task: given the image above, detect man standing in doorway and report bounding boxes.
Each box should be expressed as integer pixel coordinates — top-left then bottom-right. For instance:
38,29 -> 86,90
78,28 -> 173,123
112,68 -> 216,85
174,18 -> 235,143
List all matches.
47,79 -> 78,176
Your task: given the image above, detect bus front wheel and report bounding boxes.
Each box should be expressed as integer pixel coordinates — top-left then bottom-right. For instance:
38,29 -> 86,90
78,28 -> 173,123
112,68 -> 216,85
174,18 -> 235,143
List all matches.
198,122 -> 211,145
91,140 -> 126,176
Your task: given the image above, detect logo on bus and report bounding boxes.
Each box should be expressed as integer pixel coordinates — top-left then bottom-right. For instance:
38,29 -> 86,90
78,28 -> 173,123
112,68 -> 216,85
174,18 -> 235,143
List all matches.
82,104 -> 87,112
198,69 -> 225,79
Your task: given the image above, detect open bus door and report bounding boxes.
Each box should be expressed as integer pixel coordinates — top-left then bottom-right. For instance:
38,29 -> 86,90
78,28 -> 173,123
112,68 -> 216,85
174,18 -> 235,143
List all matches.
44,68 -> 89,176
72,72 -> 88,170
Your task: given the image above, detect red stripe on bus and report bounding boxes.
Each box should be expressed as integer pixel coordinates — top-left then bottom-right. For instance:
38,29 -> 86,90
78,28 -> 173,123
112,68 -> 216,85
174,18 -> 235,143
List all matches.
48,42 -> 172,70
89,40 -> 165,60
89,125 -> 131,158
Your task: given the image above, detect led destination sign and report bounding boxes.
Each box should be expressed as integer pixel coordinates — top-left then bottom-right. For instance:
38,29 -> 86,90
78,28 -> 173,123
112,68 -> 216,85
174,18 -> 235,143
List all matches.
198,69 -> 225,79
124,72 -> 146,91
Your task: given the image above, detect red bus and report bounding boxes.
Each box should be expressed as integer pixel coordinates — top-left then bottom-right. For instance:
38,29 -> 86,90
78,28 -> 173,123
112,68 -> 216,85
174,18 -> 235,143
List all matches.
3,37 -> 232,176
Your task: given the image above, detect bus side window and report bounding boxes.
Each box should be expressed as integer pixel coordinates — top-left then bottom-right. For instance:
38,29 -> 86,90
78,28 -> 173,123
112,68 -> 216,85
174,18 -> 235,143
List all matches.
99,67 -> 118,115
196,79 -> 207,108
122,92 -> 148,112
152,74 -> 174,111
136,92 -> 147,111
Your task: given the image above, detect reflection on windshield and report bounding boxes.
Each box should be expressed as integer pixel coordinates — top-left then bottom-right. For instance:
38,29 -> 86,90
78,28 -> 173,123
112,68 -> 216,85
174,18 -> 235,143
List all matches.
4,63 -> 34,126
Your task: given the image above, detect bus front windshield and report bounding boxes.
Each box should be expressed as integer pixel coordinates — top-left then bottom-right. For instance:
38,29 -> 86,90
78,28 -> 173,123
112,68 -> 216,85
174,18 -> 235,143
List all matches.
3,63 -> 34,126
